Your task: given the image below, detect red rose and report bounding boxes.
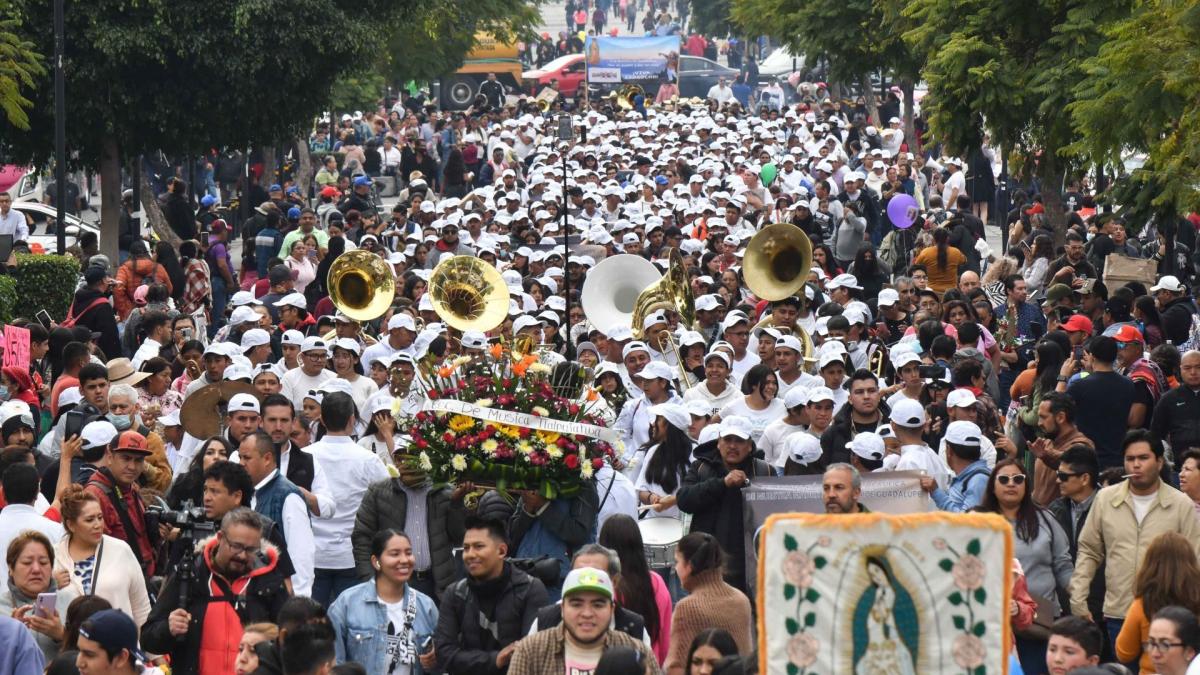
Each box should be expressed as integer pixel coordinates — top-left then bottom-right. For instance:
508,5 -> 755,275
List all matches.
564,454 -> 580,469
416,438 -> 429,449
592,458 -> 604,470
518,427 -> 532,438
557,437 -> 571,448
443,432 -> 455,443
568,403 -> 580,415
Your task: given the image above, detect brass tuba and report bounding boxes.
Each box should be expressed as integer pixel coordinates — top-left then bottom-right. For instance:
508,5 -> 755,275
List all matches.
428,255 -> 510,333
744,224 -> 817,365
631,249 -> 696,388
327,249 -> 396,322
616,84 -> 645,110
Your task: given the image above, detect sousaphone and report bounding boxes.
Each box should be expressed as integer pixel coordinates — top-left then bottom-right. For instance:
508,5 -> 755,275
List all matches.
631,249 -> 696,387
744,224 -> 817,364
179,381 -> 260,439
580,254 -> 662,332
428,255 -> 510,333
327,249 -> 396,322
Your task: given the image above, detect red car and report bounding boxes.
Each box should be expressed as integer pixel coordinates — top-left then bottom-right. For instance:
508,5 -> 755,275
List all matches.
523,54 -> 586,98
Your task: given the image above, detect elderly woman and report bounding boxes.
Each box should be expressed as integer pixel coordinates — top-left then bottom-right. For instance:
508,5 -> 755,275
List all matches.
284,239 -> 318,295
137,356 -> 184,425
2,531 -> 79,661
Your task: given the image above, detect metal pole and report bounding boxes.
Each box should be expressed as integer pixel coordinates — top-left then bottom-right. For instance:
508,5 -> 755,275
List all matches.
53,0 -> 66,254
562,146 -> 569,334
132,156 -> 141,238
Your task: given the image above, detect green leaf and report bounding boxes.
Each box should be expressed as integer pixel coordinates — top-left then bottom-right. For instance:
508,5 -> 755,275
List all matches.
786,618 -> 799,635
948,591 -> 963,606
967,538 -> 981,556
784,584 -> 796,600
787,664 -> 799,675
953,615 -> 966,630
974,666 -> 986,675
814,556 -> 827,569
974,588 -> 987,604
939,558 -> 954,572
973,621 -> 986,637
784,534 -> 798,551
804,612 -> 816,627
805,588 -> 821,602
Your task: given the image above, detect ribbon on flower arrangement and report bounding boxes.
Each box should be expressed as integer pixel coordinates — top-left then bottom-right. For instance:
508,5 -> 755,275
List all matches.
420,398 -> 620,444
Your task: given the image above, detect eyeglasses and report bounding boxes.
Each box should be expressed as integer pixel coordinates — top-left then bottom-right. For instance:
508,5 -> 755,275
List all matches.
222,538 -> 261,556
1055,471 -> 1081,482
1144,640 -> 1186,653
997,474 -> 1027,486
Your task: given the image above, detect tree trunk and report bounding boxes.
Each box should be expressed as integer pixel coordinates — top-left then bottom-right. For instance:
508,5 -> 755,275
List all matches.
293,139 -> 314,203
1040,166 -> 1068,249
140,172 -> 180,247
860,74 -> 880,126
99,138 -> 123,264
260,146 -> 277,188
900,79 -> 915,155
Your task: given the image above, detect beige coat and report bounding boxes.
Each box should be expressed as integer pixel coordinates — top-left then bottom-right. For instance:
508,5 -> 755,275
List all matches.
1069,480 -> 1200,619
53,534 -> 152,626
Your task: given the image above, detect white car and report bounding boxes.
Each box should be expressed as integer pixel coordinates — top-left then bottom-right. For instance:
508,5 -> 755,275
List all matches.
10,201 -> 100,253
758,47 -> 806,79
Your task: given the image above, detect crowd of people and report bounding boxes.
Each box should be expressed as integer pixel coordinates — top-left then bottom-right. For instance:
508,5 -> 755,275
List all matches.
5,51 -> 1200,675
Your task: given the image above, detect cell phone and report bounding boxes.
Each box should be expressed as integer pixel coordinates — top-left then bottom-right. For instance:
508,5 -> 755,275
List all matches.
64,410 -> 88,441
420,635 -> 434,653
1073,346 -> 1084,361
918,364 -> 944,379
36,309 -> 53,329
35,592 -> 55,619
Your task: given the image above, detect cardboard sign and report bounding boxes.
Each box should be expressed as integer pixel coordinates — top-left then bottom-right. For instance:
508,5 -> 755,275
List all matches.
2,324 -> 30,369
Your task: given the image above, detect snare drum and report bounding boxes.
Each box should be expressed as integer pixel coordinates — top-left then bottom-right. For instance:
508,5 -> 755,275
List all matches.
639,517 -> 683,569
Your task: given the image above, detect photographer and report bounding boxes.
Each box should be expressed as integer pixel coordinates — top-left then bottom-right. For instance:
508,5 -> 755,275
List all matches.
142,507 -> 290,675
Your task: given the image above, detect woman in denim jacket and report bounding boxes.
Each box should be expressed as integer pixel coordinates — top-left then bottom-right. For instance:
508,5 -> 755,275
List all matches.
329,529 -> 440,674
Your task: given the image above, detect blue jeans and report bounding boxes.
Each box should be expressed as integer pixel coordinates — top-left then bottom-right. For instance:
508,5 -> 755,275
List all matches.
312,567 -> 359,607
1106,618 -> 1138,670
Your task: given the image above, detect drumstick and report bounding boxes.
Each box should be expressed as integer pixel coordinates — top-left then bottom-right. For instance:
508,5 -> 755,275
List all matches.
638,504 -> 655,512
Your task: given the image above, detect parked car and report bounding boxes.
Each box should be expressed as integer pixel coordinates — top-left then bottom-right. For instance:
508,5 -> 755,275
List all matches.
10,201 -> 100,253
523,54 -> 586,99
678,56 -> 740,99
1,165 -> 44,203
758,47 -> 806,80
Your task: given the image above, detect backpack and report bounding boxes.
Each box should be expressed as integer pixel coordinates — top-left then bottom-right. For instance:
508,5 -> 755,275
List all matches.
61,297 -> 110,328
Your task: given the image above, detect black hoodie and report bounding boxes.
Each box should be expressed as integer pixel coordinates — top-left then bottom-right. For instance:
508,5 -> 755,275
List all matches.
68,287 -> 120,359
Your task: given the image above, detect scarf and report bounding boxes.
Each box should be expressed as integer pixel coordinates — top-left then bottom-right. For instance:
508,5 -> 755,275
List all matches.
1127,358 -> 1167,402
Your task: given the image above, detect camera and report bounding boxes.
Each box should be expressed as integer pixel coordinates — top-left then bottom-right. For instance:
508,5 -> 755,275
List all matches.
918,364 -> 946,379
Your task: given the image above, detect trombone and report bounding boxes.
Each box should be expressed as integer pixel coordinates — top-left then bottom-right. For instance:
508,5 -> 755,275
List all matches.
631,249 -> 696,389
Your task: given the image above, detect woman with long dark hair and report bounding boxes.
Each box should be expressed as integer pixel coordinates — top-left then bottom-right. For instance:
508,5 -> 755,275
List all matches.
313,235 -> 346,299
665,533 -> 752,674
715,364 -> 785,443
912,226 -> 966,294
1013,340 -> 1067,442
975,458 -> 1072,673
812,243 -> 842,280
165,436 -> 234,509
847,243 -> 892,299
1021,234 -> 1054,294
1135,295 -> 1165,348
634,408 -> 694,519
179,240 -> 211,318
599,515 -> 673,664
684,629 -> 740,675
155,240 -> 186,304
442,147 -> 468,198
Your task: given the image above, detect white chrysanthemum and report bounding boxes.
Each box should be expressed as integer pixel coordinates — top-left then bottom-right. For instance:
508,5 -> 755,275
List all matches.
475,398 -> 493,408
418,452 -> 433,471
529,363 -> 552,375
532,406 -> 550,416
581,462 -> 594,479
450,454 -> 467,472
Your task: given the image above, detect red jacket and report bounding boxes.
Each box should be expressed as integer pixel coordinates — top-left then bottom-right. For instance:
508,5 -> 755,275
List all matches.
198,536 -> 281,675
85,469 -> 157,576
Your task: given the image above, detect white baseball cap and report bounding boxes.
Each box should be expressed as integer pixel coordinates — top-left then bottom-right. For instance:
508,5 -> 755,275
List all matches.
717,415 -> 753,440
333,337 -> 362,355
945,420 -> 984,447
388,314 -> 417,331
826,273 -> 862,291
273,292 -> 308,309
878,288 -> 900,307
227,393 -> 261,415
946,389 -> 978,409
783,386 -> 810,409
890,398 -> 927,428
783,433 -> 823,467
460,331 -> 489,350
80,420 -> 120,451
229,306 -> 261,326
1150,275 -> 1185,293
846,432 -> 885,462
805,386 -> 835,404
281,329 -> 305,346
230,291 -> 262,307
240,328 -> 271,350
512,315 -> 543,335
649,403 -> 690,433
635,361 -> 676,382
300,336 -> 329,354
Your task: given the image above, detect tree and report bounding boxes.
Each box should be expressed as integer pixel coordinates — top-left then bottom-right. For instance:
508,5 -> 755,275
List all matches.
0,0 -> 409,261
1068,0 -> 1200,227
731,0 -> 922,135
903,0 -> 1132,232
380,0 -> 542,85
0,1 -> 44,131
691,0 -> 737,36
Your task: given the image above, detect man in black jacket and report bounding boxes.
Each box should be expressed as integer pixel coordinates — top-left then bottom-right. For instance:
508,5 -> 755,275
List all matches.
1151,350 -> 1200,453
68,265 -> 122,361
435,516 -> 548,675
676,416 -> 771,594
820,369 -> 890,468
1152,275 -> 1199,345
142,507 -> 291,675
479,73 -> 506,109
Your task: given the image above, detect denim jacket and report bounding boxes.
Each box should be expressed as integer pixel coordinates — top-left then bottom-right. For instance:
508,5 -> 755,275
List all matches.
329,580 -> 440,675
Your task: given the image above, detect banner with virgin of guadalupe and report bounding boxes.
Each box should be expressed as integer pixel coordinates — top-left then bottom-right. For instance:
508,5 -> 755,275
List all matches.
757,512 -> 1013,675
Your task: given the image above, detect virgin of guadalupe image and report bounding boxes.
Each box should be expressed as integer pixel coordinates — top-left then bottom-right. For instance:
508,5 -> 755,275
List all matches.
851,553 -> 920,675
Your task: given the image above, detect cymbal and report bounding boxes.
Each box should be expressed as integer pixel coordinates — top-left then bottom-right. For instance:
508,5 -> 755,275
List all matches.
179,381 -> 259,439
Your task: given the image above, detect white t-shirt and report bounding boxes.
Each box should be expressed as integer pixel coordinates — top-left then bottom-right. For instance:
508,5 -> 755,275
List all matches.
718,398 -> 789,443
730,351 -> 761,385
564,637 -> 604,675
383,599 -> 414,675
280,367 -> 335,411
1131,490 -> 1157,525
683,381 -> 741,416
942,170 -> 966,207
758,420 -> 805,468
894,443 -> 951,491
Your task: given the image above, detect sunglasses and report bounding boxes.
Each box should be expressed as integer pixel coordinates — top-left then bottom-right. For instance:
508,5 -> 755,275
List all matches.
997,474 -> 1027,486
1055,471 -> 1081,482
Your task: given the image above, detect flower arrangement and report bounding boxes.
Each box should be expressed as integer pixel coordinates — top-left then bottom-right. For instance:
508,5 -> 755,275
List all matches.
394,345 -> 618,498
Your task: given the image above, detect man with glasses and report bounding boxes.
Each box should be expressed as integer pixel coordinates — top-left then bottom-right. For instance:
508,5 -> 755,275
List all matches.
280,337 -> 335,411
143,507 -> 291,674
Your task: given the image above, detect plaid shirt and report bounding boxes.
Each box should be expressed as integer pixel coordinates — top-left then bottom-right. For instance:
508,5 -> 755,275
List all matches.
181,259 -> 210,316
508,624 -> 660,675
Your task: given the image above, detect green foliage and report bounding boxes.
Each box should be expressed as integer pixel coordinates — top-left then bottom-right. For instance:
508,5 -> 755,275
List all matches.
902,0 -> 1132,176
0,275 -> 17,324
1069,0 -> 1200,223
691,0 -> 736,36
381,0 -> 543,85
11,253 -> 80,322
329,71 -> 390,112
0,1 -> 45,131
